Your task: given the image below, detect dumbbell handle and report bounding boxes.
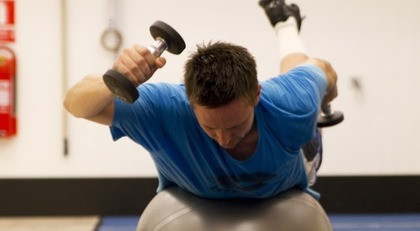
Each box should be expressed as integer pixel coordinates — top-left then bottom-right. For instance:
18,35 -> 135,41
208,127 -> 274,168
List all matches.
321,104 -> 333,116
148,37 -> 168,58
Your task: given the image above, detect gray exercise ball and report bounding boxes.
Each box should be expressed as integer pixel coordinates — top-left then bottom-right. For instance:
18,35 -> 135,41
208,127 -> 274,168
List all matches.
137,187 -> 332,231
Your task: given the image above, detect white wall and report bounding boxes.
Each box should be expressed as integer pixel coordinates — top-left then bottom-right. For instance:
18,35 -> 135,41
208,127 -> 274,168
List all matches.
0,0 -> 419,178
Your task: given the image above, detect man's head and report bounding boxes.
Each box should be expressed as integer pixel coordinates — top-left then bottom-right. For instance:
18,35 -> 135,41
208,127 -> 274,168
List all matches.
184,42 -> 261,149
184,41 -> 259,107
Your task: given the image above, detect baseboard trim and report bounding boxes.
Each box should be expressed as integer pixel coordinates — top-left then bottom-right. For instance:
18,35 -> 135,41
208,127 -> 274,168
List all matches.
1,176 -> 419,215
0,178 -> 158,216
312,175 -> 420,213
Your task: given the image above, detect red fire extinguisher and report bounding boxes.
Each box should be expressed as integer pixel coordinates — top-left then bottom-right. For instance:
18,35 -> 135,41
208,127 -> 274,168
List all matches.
0,46 -> 16,138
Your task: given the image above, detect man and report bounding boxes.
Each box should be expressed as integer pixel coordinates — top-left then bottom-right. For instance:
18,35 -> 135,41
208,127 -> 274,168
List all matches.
64,0 -> 337,229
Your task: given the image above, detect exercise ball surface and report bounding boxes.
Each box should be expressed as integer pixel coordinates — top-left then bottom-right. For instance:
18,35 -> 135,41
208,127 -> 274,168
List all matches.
137,187 -> 332,231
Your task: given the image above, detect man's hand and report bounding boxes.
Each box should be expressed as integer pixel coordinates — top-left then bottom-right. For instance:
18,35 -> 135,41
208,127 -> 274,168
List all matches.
112,45 -> 166,86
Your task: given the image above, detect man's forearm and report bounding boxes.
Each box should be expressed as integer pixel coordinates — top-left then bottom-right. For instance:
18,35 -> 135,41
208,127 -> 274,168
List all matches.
64,74 -> 115,119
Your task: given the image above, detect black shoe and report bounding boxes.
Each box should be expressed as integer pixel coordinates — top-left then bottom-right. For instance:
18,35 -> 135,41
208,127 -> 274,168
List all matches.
259,0 -> 304,31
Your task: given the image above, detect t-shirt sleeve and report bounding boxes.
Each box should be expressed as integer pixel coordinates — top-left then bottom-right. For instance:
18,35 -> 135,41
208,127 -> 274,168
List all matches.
283,64 -> 327,110
262,64 -> 327,150
109,83 -> 170,151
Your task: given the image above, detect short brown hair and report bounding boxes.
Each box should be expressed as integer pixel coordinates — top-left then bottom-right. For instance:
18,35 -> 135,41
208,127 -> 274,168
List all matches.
184,41 -> 258,107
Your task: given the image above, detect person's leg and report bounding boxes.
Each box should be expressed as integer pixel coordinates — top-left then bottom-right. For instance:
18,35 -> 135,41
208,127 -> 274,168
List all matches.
259,0 -> 308,73
301,129 -> 323,186
137,187 -> 332,231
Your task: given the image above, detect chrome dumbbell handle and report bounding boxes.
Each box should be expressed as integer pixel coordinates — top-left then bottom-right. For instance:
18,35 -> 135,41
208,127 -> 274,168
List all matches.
148,37 -> 168,58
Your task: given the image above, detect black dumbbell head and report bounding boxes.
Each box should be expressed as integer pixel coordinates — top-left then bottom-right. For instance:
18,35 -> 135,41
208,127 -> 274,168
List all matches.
103,69 -> 139,104
150,21 -> 186,54
317,111 -> 344,128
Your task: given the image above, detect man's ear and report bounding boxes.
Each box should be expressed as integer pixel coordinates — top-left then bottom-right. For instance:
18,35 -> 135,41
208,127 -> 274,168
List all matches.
254,84 -> 262,106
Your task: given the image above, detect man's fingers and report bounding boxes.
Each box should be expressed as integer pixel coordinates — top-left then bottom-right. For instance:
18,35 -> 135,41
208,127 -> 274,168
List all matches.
113,63 -> 141,86
322,87 -> 338,107
133,45 -> 156,68
125,47 -> 151,78
112,45 -> 164,86
155,57 -> 166,69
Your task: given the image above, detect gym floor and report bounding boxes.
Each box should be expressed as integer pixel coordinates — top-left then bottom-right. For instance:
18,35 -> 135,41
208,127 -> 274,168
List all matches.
1,214 -> 420,231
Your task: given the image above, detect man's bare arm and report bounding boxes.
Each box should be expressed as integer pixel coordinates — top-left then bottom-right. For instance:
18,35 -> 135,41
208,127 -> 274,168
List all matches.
63,74 -> 115,125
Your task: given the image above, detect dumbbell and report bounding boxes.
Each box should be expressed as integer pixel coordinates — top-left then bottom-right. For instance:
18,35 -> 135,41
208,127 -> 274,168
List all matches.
317,104 -> 344,127
103,21 -> 186,103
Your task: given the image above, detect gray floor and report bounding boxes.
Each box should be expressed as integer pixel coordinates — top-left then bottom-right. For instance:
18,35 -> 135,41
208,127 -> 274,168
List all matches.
2,214 -> 420,231
0,216 -> 99,231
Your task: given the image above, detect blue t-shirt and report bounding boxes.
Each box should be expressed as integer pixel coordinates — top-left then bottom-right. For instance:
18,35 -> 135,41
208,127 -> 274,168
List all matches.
110,64 -> 327,199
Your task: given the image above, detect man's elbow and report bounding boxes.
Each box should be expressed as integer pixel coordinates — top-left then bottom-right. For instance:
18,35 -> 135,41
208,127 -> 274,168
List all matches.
63,95 -> 85,118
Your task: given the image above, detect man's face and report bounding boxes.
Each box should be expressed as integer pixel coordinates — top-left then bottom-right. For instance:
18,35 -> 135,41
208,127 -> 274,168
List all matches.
193,97 -> 257,150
